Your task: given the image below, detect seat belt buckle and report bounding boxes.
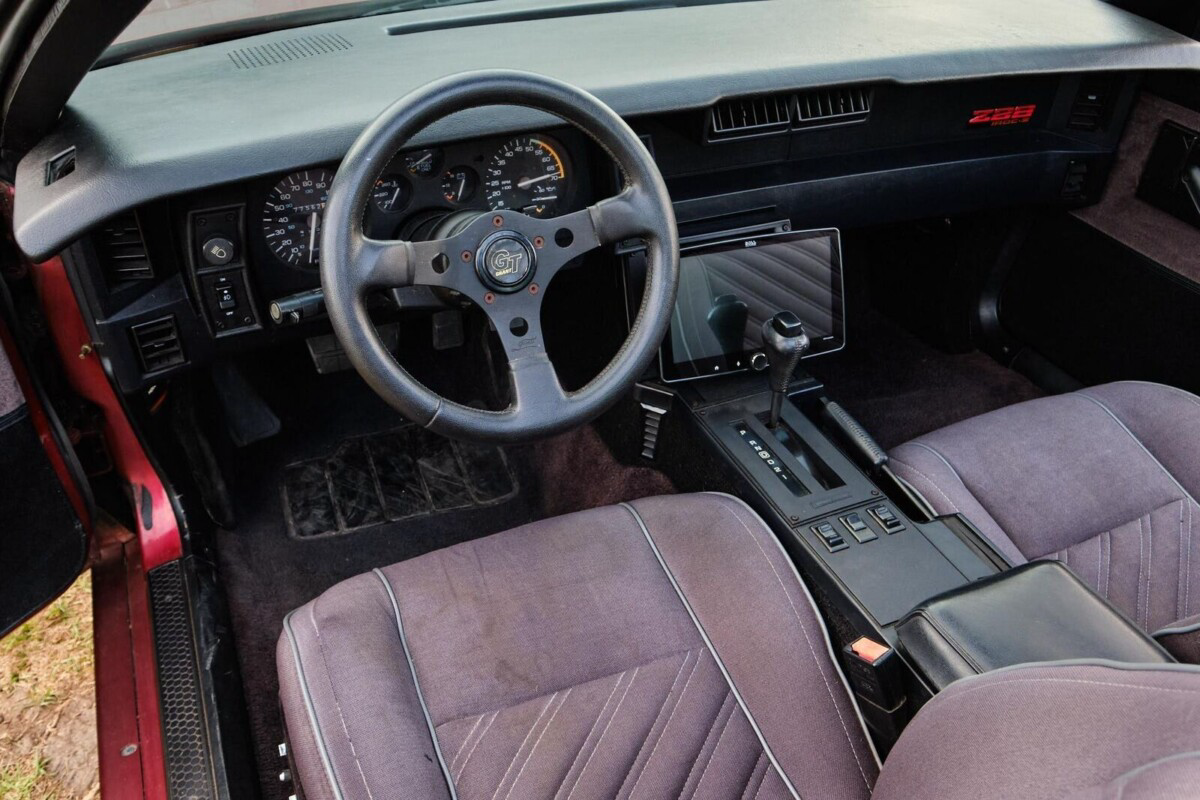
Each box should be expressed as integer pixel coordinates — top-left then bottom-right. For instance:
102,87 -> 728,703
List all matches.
843,636 -> 903,710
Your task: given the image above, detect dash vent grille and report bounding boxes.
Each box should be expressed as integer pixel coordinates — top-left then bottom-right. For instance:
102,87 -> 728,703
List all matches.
708,94 -> 792,141
795,86 -> 872,128
1068,75 -> 1114,131
97,212 -> 153,283
227,33 -> 352,69
131,317 -> 185,374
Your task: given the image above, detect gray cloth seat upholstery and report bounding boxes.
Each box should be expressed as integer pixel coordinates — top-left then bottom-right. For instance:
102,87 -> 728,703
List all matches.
890,381 -> 1200,647
277,492 -> 1200,800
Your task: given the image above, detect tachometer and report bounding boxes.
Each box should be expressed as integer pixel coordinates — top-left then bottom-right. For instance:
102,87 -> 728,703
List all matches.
262,168 -> 334,268
484,136 -> 568,217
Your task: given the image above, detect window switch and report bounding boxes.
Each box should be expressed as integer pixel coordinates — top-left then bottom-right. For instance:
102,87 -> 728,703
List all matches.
840,512 -> 877,543
868,505 -> 905,533
812,522 -> 848,552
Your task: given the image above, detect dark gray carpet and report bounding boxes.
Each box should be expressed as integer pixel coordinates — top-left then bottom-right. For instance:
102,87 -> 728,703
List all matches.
808,311 -> 1046,450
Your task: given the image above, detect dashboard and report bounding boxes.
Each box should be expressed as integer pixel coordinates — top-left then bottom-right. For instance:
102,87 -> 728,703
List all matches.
18,0 -> 1200,395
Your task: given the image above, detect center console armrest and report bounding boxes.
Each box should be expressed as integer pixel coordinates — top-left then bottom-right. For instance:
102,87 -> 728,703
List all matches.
897,562 -> 1173,691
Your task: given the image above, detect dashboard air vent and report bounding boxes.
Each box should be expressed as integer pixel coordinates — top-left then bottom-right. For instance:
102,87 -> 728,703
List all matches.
1067,76 -> 1113,131
708,94 -> 792,141
131,317 -> 185,374
97,212 -> 153,283
794,86 -> 872,128
227,33 -> 352,70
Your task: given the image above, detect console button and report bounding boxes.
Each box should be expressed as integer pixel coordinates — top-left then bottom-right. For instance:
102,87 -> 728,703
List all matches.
840,512 -> 877,543
868,504 -> 905,533
811,522 -> 848,552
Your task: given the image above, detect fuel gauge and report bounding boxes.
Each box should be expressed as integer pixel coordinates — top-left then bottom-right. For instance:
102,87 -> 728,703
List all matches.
440,166 -> 478,204
403,148 -> 442,178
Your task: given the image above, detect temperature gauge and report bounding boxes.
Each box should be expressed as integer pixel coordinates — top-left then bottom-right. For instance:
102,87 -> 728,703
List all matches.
440,166 -> 478,204
372,175 -> 411,213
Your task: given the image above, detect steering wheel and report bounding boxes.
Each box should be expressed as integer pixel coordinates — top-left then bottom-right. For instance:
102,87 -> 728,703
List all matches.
321,70 -> 679,442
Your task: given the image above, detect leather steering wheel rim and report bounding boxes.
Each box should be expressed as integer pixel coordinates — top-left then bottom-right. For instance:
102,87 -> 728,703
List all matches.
321,70 -> 678,443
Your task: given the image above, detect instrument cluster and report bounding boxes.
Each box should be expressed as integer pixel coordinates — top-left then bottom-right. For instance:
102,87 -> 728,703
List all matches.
260,132 -> 578,270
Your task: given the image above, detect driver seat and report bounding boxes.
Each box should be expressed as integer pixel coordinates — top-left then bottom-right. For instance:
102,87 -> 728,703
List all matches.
277,493 -> 1200,800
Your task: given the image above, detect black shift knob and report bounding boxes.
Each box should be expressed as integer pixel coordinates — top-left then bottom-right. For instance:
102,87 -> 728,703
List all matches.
761,311 -> 810,427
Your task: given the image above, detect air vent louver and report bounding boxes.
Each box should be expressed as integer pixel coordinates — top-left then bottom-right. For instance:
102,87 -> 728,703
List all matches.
1067,76 -> 1113,131
227,34 -> 352,69
794,86 -> 872,128
131,317 -> 185,374
97,212 -> 153,283
708,94 -> 792,141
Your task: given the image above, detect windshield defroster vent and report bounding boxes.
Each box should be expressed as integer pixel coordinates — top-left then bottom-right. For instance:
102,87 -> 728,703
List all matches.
708,94 -> 792,141
131,317 -> 186,374
227,33 -> 352,69
97,212 -> 154,283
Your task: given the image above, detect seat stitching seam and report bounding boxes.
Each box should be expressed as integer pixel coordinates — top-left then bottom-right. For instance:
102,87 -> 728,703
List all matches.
1142,515 -> 1152,628
455,710 -> 498,782
907,442 -> 1013,555
1187,500 -> 1194,617
282,611 -> 345,800
689,697 -> 736,800
940,676 -> 1200,708
1095,535 -> 1102,601
490,691 -> 557,800
501,688 -> 573,800
553,671 -> 625,800
565,666 -> 640,800
622,502 -> 810,799
372,569 -> 458,799
679,693 -> 732,799
308,601 -> 376,800
1076,392 -> 1200,508
713,499 -> 873,790
1179,500 -> 1186,623
1105,531 -> 1112,600
1137,517 -> 1146,629
888,458 -> 960,513
449,713 -> 486,774
739,752 -> 766,800
623,651 -> 697,800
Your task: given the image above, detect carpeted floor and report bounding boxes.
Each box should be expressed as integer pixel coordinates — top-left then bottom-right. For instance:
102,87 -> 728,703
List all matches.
214,368 -> 674,800
808,311 -> 1047,450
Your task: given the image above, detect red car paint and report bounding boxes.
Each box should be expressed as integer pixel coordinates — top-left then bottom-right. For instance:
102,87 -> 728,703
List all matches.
93,518 -> 168,799
30,255 -> 183,569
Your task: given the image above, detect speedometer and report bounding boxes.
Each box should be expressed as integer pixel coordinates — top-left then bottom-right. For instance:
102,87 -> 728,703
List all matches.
262,168 -> 334,268
484,136 -> 568,218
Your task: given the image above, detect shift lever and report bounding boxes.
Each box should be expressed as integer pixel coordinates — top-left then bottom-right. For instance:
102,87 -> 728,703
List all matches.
761,311 -> 810,428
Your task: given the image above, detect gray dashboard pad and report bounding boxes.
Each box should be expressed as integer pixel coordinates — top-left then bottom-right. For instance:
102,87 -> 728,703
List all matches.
14,0 -> 1200,260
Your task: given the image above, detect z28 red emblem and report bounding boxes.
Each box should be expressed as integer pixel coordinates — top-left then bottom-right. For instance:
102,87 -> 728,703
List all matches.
968,104 -> 1037,127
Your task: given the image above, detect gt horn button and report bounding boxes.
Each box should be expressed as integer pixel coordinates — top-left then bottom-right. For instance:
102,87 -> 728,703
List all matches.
475,230 -> 536,293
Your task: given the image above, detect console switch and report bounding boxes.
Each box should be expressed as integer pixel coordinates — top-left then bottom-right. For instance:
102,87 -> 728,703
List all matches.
840,512 -> 877,543
868,504 -> 905,534
812,522 -> 847,552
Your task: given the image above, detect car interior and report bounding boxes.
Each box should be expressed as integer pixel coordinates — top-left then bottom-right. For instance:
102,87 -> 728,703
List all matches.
4,0 -> 1200,798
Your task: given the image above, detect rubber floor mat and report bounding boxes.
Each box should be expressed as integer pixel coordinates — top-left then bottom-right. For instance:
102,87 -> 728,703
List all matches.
281,425 -> 517,538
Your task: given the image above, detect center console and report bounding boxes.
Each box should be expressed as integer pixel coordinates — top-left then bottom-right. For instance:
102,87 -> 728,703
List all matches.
636,219 -> 1178,749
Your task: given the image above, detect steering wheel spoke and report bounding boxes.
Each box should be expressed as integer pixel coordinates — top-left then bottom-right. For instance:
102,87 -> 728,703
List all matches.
589,187 -> 658,246
357,236 -> 473,291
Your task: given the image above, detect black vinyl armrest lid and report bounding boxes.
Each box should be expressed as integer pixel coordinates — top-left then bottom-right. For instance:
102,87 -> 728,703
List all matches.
897,562 -> 1173,692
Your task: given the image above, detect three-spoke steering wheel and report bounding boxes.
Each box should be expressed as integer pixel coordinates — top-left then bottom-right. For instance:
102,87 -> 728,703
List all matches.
321,70 -> 679,442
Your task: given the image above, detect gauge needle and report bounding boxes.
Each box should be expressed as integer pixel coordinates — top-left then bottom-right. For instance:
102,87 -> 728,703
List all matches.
457,175 -> 466,200
410,152 -> 433,170
517,173 -> 557,189
308,212 -> 318,263
389,186 -> 402,207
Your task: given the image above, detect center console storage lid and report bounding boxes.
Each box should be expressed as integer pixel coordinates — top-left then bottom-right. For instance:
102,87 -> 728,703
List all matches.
897,562 -> 1172,691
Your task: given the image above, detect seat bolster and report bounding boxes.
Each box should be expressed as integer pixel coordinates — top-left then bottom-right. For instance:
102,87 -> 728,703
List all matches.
872,661 -> 1200,800
626,493 -> 879,800
277,571 -> 452,800
887,443 -> 1025,564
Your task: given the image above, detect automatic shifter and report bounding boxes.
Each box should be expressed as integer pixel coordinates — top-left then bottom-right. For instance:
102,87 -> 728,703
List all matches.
761,311 -> 810,428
